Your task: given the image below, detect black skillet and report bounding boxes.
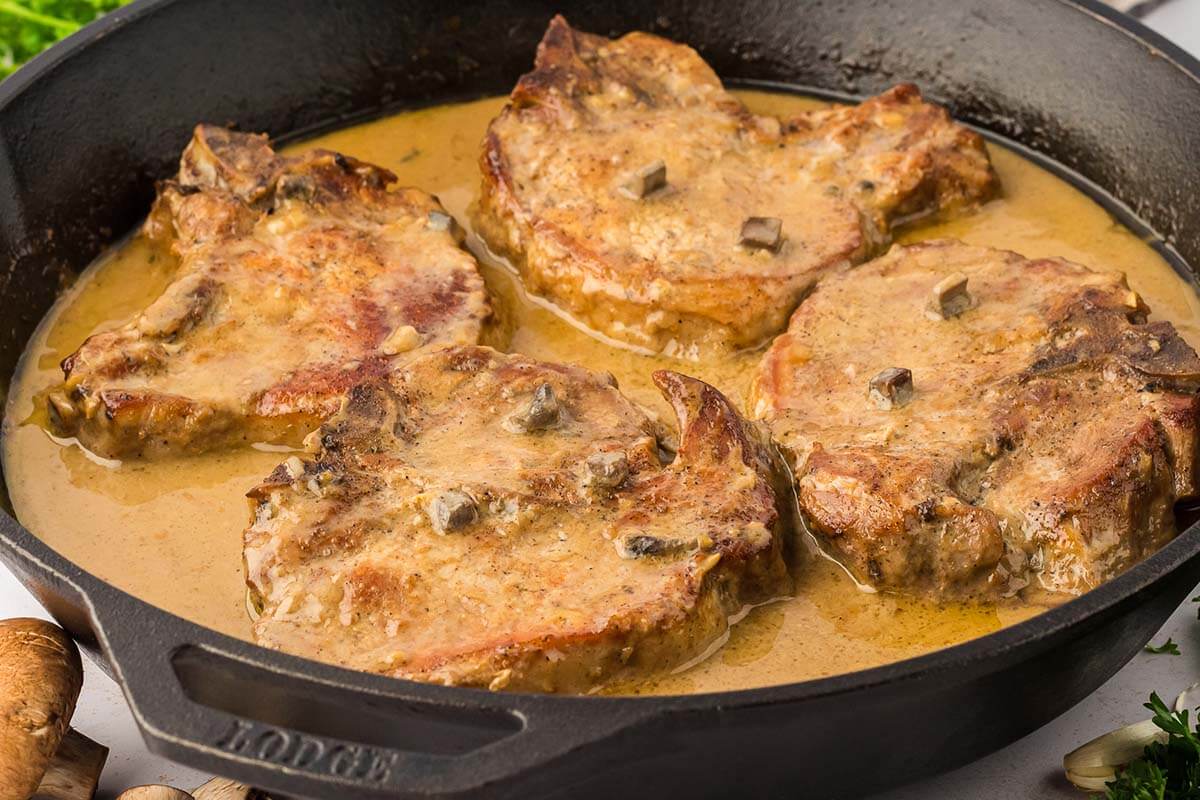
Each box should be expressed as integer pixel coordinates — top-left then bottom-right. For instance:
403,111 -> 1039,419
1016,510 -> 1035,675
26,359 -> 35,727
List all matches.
2,0 -> 1200,797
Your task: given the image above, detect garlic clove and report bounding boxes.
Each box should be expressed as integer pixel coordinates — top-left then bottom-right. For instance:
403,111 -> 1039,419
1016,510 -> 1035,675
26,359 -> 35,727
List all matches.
1063,717 -> 1165,781
1176,681 -> 1200,713
1064,769 -> 1116,792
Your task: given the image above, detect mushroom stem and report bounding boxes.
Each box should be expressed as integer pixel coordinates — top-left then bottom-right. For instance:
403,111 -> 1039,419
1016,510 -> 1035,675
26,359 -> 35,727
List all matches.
0,618 -> 85,800
34,728 -> 108,800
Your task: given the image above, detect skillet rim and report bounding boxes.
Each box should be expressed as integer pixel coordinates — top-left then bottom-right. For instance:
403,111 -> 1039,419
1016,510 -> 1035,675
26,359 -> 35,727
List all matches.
0,0 -> 1196,716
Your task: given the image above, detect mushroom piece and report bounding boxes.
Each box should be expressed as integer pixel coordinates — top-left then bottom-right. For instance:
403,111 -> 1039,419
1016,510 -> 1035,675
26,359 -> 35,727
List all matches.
738,216 -> 783,252
868,367 -> 914,410
619,160 -> 667,199
115,787 -> 195,800
585,451 -> 629,491
274,173 -> 316,203
615,534 -> 689,559
927,272 -> 972,319
430,489 -> 478,533
426,210 -> 463,239
33,729 -> 108,800
0,618 -> 88,800
510,382 -> 560,432
191,777 -> 268,800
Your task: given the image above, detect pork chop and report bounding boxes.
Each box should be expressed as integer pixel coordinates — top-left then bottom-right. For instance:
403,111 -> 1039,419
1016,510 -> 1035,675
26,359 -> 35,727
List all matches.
47,126 -> 490,459
475,16 -> 997,356
244,346 -> 789,692
751,241 -> 1200,598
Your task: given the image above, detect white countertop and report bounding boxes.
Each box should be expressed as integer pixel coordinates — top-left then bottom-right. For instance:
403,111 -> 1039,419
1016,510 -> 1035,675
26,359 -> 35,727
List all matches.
3,4 -> 1199,798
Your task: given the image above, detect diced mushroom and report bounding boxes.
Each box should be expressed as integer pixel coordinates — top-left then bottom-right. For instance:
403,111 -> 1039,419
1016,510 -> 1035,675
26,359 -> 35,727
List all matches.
426,210 -> 462,238
430,490 -> 478,533
116,787 -> 195,800
274,174 -> 316,202
510,382 -> 560,432
927,272 -> 972,319
615,534 -> 688,559
32,729 -> 108,800
586,451 -> 629,491
868,367 -> 914,410
0,618 -> 85,800
738,217 -> 783,252
619,160 -> 667,199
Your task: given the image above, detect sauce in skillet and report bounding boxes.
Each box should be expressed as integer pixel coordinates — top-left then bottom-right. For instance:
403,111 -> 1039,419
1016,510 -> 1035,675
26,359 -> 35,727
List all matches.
4,92 -> 1199,694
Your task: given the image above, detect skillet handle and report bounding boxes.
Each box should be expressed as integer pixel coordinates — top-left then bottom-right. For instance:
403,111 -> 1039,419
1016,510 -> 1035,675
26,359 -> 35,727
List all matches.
93,588 -> 658,799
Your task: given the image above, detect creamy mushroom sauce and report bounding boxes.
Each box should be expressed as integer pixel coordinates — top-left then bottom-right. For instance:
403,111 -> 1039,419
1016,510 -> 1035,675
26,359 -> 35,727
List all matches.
5,92 -> 1200,695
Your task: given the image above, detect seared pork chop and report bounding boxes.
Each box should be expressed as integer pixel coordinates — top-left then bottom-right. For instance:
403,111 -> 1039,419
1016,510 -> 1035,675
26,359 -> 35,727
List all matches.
475,16 -> 997,356
751,241 -> 1200,598
244,346 -> 788,692
48,126 -> 489,459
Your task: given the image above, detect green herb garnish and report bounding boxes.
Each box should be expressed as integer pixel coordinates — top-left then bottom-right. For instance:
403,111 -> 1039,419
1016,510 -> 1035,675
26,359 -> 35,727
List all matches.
1145,638 -> 1182,656
0,1 -> 132,79
1101,693 -> 1200,799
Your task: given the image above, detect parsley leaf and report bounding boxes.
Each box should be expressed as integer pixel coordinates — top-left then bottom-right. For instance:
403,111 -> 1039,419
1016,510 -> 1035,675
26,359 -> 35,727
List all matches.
1146,638 -> 1182,656
0,0 -> 132,79
1101,693 -> 1200,799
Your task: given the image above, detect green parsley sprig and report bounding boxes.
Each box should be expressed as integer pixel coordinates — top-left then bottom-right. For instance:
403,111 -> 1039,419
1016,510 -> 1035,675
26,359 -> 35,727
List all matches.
1101,693 -> 1200,799
1146,638 -> 1183,656
0,0 -> 131,78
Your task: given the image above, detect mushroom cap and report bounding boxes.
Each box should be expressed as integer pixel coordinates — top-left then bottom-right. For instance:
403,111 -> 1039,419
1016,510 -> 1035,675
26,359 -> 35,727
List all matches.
0,618 -> 83,800
192,777 -> 265,800
116,786 -> 195,800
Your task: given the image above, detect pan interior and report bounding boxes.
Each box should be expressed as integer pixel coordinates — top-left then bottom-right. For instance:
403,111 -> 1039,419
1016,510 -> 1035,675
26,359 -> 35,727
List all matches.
3,87 -> 1200,696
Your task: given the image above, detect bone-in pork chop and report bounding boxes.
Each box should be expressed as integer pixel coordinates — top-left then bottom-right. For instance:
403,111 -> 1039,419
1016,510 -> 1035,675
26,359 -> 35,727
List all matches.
475,16 -> 997,356
47,126 -> 489,459
751,241 -> 1200,598
244,346 -> 788,692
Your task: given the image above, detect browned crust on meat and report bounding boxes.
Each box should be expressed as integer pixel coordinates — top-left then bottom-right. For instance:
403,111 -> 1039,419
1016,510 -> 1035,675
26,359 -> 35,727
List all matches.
475,16 -> 997,355
244,347 -> 788,692
47,125 -> 489,459
752,240 -> 1200,598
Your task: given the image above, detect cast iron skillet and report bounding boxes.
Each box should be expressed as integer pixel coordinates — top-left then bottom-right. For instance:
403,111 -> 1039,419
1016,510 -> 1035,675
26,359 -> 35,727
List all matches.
2,0 -> 1200,797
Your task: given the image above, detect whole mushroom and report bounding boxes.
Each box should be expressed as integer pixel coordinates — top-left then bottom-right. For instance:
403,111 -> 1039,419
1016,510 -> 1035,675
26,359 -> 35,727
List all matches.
114,776 -> 271,800
0,617 -> 106,800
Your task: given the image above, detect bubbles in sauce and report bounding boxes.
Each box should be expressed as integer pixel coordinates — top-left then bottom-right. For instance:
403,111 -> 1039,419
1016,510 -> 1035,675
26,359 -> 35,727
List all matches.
3,92 -> 1198,695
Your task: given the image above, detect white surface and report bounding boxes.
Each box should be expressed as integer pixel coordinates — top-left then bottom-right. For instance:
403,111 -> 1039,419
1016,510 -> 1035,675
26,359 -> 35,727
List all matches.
2,4 -> 1199,799
1144,2 -> 1200,57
